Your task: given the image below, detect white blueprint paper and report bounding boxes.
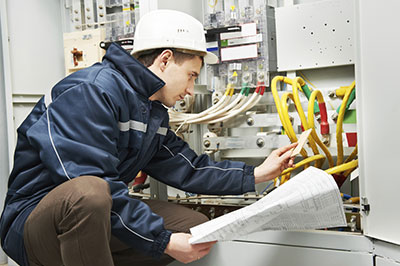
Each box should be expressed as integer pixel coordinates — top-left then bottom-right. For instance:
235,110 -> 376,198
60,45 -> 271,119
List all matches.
189,167 -> 347,244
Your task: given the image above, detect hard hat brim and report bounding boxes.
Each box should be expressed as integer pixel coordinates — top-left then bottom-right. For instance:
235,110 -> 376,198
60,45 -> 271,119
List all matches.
132,48 -> 219,65
204,52 -> 219,65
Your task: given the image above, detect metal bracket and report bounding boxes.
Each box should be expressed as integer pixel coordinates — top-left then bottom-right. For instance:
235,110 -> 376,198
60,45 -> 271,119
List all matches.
361,197 -> 370,214
205,25 -> 242,42
100,39 -> 134,51
149,177 -> 168,202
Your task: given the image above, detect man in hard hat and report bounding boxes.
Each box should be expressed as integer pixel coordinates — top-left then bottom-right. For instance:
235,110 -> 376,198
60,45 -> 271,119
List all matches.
0,9 -> 296,266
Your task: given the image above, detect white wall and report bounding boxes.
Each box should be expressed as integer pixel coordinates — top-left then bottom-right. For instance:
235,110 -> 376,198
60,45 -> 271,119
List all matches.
6,0 -> 65,95
157,0 -> 203,23
0,0 -> 13,263
0,5 -> 10,264
7,0 -> 65,132
1,0 -> 65,264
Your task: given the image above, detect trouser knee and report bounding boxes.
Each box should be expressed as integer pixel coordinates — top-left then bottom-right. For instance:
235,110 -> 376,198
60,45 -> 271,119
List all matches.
24,175 -> 114,266
142,199 -> 209,233
71,175 -> 112,214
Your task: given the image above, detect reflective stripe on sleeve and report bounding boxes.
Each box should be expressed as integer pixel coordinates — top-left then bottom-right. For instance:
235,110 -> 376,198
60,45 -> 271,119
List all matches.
118,120 -> 147,133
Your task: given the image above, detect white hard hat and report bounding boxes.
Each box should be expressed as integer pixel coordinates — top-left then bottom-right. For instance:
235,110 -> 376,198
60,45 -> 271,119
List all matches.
132,9 -> 218,64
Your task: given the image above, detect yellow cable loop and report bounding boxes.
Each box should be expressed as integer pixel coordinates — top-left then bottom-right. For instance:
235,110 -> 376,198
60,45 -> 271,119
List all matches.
336,81 -> 356,165
308,90 -> 334,168
271,76 -> 292,134
342,144 -> 358,177
280,154 -> 325,176
280,92 -> 298,142
334,86 -> 348,98
271,76 -> 309,159
281,92 -> 310,160
344,144 -> 358,164
224,84 -> 233,96
325,159 -> 358,175
291,77 -> 321,162
229,86 -> 235,96
280,172 -> 292,185
298,71 -> 317,89
343,166 -> 357,178
208,0 -> 218,8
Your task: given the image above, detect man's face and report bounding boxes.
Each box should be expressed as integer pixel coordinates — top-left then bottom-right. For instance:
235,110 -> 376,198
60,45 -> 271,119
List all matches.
149,53 -> 202,107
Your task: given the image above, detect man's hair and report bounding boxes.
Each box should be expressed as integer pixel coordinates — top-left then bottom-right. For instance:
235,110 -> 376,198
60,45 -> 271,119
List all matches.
135,48 -> 204,67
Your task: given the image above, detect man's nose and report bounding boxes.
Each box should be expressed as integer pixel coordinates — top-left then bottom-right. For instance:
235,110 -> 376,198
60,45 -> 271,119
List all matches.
186,85 -> 194,96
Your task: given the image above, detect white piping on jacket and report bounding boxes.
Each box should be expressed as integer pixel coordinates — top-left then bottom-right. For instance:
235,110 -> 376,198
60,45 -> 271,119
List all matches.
46,108 -> 71,180
162,145 -> 244,172
111,211 -> 154,242
45,91 -> 52,107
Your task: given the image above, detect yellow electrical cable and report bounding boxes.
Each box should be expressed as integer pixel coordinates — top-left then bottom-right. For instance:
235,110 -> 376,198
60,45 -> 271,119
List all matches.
208,0 -> 218,8
281,92 -> 310,161
336,81 -> 356,165
271,76 -> 292,134
308,90 -> 334,167
290,77 -> 310,129
271,76 -> 308,159
344,144 -> 358,164
291,77 -> 321,164
280,92 -> 298,142
280,154 -> 325,176
346,197 -> 360,204
342,144 -> 358,177
325,159 -> 358,175
334,86 -> 348,97
224,85 -> 232,96
229,86 -> 234,96
273,177 -> 278,187
343,166 -> 357,178
298,71 -> 317,89
280,172 -> 291,185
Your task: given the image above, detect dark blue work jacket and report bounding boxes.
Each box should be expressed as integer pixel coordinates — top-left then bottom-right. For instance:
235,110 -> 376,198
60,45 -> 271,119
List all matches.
0,43 -> 255,265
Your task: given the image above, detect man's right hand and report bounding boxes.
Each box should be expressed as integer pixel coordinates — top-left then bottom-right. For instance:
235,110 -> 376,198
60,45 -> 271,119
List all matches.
164,233 -> 217,264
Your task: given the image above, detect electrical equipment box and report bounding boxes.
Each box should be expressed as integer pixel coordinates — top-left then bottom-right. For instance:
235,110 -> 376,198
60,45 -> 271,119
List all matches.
203,0 -> 277,91
165,0 -> 400,265
63,0 -> 140,75
276,0 -> 355,71
2,0 -> 400,265
63,28 -> 106,75
40,0 -> 400,261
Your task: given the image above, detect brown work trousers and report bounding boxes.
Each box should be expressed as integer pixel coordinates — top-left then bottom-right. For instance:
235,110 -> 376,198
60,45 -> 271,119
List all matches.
23,176 -> 208,266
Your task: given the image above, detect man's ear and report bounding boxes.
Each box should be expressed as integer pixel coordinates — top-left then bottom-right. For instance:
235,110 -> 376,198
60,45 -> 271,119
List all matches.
159,49 -> 173,71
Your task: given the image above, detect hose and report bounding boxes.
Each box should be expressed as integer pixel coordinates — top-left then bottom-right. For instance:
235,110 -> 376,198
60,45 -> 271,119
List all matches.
307,90 -> 334,167
336,82 -> 356,165
325,159 -> 358,175
280,154 -> 326,176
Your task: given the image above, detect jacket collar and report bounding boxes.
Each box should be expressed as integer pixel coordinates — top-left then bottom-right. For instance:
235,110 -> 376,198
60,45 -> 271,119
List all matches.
103,43 -> 165,98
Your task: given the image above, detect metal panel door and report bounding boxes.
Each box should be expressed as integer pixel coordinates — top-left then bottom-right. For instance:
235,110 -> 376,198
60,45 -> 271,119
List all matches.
355,0 -> 400,245
169,240 -> 373,266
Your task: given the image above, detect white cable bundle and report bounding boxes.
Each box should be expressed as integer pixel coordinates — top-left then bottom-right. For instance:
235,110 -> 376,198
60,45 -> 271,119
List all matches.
186,93 -> 245,124
168,83 -> 265,127
207,92 -> 263,124
169,89 -> 233,123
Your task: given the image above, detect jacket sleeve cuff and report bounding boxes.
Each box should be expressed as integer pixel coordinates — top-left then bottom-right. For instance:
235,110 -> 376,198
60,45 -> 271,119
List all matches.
151,229 -> 172,259
242,165 -> 256,193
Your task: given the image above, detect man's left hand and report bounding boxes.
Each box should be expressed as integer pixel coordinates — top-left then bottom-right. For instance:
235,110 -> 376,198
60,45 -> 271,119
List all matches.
254,143 -> 298,184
